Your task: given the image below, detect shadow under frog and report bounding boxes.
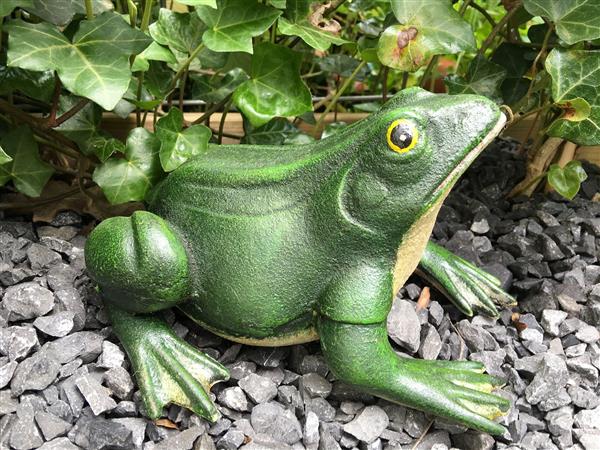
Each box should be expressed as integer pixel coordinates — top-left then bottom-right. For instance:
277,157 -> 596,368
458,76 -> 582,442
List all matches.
85,87 -> 516,435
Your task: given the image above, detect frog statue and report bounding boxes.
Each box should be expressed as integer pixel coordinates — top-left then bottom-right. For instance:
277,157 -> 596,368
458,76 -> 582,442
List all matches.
85,87 -> 517,435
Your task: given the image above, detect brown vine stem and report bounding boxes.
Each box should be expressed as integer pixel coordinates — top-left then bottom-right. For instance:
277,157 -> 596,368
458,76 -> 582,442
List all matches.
467,1 -> 496,27
46,74 -> 62,126
218,99 -> 233,144
0,99 -> 80,154
508,137 -> 563,197
190,94 -> 233,126
0,185 -> 85,211
50,98 -> 90,128
477,1 -> 522,56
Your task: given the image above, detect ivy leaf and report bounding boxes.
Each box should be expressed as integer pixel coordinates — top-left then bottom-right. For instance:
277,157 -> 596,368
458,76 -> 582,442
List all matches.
85,135 -> 126,162
0,1 -> 32,17
20,0 -> 113,26
269,0 -> 287,7
196,0 -> 281,54
378,0 -> 475,71
233,42 -> 312,127
93,128 -> 163,204
523,0 -> 600,45
241,117 -> 303,145
191,68 -> 249,103
55,96 -> 102,147
6,12 -> 152,110
445,56 -> 506,103
0,146 -> 12,165
318,55 -> 364,78
0,125 -> 53,197
547,160 -> 588,200
0,66 -> 55,102
176,0 -> 217,6
132,42 -> 177,73
556,97 -> 591,122
278,0 -> 348,51
150,9 -> 203,55
155,108 -> 211,172
545,49 -> 600,145
491,43 -> 532,80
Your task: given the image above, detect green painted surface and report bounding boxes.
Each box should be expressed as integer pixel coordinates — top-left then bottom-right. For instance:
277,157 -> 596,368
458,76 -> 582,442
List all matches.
85,88 -> 513,434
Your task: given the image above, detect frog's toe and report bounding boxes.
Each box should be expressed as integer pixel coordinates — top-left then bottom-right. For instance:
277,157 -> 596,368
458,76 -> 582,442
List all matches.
404,359 -> 509,435
419,241 -> 517,317
107,306 -> 229,421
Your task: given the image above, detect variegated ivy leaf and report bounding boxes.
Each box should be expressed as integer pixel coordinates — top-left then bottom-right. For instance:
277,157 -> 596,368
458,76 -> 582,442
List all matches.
378,0 -> 476,71
6,12 -> 151,110
545,49 -> 600,145
445,56 -> 507,103
523,0 -> 600,45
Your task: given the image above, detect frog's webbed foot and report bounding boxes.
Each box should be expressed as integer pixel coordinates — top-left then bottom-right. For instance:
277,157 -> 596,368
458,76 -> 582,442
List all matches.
418,241 -> 516,317
319,318 -> 509,435
108,305 -> 229,420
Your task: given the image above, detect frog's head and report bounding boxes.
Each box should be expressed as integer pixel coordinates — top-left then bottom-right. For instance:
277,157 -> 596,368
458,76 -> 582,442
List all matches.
342,87 -> 505,239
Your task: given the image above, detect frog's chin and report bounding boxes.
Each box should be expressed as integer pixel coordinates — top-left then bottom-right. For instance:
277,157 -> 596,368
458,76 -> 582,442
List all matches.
429,112 -> 507,206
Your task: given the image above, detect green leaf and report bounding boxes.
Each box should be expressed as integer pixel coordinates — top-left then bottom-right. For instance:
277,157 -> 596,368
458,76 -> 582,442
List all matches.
523,0 -> 600,45
0,66 -> 55,102
196,0 -> 281,54
132,41 -> 177,72
144,61 -> 173,99
491,43 -> 532,80
0,1 -> 32,17
8,0 -> 112,26
191,68 -> 249,103
150,9 -> 203,55
545,49 -> 600,145
177,0 -> 217,6
556,97 -> 591,122
155,108 -> 211,172
233,42 -> 312,127
241,117 -> 303,144
0,125 -> 53,197
0,146 -> 12,165
93,128 -> 163,204
378,0 -> 475,71
6,12 -> 152,110
501,78 -> 530,106
55,96 -> 102,147
84,134 -> 126,162
277,0 -> 348,51
318,54 -> 364,78
269,0 -> 287,7
321,122 -> 348,139
547,160 -> 588,200
445,56 -> 506,103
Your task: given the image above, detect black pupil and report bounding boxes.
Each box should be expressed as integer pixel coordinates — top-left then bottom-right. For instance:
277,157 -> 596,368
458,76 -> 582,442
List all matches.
391,124 -> 413,149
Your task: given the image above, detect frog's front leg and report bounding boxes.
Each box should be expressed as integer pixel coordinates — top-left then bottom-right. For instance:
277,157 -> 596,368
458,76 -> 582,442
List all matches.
417,241 -> 517,317
317,264 -> 509,435
85,211 -> 229,420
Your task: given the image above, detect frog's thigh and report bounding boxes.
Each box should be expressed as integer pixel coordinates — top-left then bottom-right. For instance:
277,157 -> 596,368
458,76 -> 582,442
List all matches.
85,210 -> 190,312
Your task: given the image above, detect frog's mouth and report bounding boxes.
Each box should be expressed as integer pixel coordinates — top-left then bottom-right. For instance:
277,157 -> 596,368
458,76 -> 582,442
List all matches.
430,112 -> 506,204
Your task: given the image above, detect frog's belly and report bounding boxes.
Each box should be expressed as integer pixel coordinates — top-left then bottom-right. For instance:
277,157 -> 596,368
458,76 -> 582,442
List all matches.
163,203 -> 331,343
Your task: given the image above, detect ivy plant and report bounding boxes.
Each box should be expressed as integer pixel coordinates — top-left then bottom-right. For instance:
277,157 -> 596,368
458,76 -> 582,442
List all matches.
0,0 -> 599,215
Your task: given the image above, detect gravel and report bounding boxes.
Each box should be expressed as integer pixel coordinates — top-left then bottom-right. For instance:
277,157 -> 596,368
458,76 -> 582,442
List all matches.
1,139 -> 600,449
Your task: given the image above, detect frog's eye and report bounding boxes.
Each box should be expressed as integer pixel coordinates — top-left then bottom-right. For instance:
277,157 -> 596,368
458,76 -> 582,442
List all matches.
386,119 -> 418,154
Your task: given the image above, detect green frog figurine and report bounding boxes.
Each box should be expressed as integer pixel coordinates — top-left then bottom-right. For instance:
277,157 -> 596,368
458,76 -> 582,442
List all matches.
85,87 -> 516,435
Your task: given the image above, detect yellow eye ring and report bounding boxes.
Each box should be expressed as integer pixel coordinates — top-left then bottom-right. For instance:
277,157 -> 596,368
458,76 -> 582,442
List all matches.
386,119 -> 418,153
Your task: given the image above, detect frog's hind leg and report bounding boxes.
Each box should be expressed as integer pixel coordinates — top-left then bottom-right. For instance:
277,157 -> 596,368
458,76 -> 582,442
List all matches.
85,211 -> 229,420
107,306 -> 229,420
417,241 -> 516,317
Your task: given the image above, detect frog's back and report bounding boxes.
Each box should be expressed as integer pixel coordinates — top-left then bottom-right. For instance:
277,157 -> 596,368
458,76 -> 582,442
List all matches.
147,131 -> 362,342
